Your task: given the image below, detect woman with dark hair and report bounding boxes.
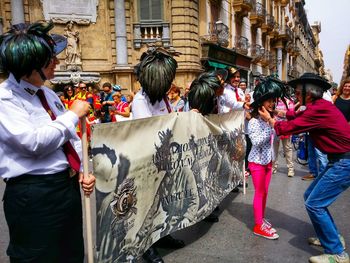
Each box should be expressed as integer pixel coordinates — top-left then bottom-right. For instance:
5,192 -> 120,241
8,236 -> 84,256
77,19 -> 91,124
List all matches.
248,77 -> 290,240
333,77 -> 350,123
167,84 -> 185,112
63,84 -> 76,109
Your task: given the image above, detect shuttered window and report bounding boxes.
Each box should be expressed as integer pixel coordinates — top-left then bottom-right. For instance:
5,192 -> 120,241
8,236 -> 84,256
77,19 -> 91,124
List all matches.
140,0 -> 162,22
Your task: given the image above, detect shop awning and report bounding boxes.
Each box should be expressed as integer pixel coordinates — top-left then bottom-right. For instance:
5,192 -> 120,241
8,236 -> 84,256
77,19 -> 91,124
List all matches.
207,60 -> 231,69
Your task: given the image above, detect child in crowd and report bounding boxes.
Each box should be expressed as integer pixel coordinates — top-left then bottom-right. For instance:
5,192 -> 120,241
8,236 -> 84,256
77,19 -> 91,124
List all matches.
248,77 -> 290,240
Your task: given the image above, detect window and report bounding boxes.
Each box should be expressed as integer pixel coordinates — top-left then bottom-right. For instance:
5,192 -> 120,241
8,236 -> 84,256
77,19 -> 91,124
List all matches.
139,0 -> 162,22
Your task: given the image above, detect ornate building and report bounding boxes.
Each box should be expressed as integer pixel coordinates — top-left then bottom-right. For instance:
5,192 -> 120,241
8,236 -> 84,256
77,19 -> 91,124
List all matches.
0,0 -> 325,91
341,45 -> 350,84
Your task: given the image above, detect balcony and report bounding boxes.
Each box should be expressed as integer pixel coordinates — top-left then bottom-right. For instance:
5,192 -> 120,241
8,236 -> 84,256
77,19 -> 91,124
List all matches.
233,0 -> 254,17
277,25 -> 293,41
250,44 -> 264,63
261,50 -> 277,69
250,2 -> 266,28
234,35 -> 249,55
288,64 -> 300,78
133,22 -> 170,49
287,43 -> 301,56
200,21 -> 230,47
261,14 -> 276,34
269,22 -> 280,38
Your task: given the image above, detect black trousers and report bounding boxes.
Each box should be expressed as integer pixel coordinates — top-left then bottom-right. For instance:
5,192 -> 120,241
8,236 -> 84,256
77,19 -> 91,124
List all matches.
3,171 -> 84,263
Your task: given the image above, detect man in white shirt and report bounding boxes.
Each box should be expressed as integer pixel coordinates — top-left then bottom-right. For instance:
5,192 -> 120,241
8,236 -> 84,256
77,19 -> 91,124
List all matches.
218,67 -> 250,113
0,21 -> 95,262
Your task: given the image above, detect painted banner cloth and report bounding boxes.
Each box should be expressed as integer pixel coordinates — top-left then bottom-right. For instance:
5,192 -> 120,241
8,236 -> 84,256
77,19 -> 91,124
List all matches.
91,111 -> 245,262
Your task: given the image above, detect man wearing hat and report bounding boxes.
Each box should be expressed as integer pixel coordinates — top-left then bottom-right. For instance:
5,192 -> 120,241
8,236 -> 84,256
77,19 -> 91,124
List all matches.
259,73 -> 350,263
218,66 -> 250,113
0,21 -> 95,262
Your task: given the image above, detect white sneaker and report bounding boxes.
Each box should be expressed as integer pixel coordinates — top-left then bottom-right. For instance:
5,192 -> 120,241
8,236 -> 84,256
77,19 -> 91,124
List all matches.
309,252 -> 349,263
308,235 -> 346,249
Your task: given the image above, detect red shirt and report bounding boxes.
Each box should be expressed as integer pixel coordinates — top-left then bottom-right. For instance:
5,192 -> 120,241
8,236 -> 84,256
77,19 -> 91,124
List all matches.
274,99 -> 350,154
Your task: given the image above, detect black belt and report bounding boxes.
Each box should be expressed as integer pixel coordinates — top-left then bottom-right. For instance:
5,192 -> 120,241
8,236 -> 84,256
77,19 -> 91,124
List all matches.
327,152 -> 350,161
3,169 -> 71,185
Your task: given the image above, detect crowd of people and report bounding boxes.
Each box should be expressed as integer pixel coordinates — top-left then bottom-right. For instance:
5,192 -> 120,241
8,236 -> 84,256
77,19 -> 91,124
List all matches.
1,20 -> 350,263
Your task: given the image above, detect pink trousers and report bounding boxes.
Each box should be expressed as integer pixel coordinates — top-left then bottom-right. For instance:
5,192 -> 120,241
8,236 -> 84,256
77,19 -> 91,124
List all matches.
248,161 -> 272,225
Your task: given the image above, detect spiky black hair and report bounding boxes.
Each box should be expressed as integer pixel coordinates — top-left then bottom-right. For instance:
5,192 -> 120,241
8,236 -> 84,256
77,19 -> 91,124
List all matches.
0,20 -> 55,82
188,71 -> 221,115
251,76 -> 292,109
138,47 -> 178,105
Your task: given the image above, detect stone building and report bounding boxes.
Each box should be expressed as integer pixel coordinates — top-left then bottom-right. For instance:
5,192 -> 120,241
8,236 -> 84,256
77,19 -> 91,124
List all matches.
0,0 -> 325,92
341,45 -> 350,84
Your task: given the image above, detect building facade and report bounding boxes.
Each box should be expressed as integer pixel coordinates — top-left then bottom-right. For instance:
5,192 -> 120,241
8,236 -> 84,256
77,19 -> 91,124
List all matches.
0,0 -> 325,92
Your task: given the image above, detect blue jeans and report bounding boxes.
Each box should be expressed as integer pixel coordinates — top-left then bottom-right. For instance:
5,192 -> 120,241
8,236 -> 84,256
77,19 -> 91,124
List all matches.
307,136 -> 328,177
304,158 -> 350,254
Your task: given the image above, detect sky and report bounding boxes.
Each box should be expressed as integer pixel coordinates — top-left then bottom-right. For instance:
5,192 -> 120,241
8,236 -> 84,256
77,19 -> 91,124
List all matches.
304,0 -> 350,84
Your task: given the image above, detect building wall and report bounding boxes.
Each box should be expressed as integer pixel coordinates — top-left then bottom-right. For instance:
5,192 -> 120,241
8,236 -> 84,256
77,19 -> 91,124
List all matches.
0,0 -> 325,89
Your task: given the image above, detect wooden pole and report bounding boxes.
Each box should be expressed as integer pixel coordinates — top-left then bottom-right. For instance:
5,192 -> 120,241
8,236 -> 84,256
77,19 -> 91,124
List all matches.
81,118 -> 94,263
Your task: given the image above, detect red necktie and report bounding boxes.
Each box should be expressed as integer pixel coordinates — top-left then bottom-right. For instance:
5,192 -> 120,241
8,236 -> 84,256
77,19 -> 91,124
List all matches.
36,89 -> 81,172
234,87 -> 241,102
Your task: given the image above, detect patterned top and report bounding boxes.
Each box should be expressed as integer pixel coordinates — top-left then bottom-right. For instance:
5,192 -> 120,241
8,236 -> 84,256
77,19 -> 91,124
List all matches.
248,117 -> 274,165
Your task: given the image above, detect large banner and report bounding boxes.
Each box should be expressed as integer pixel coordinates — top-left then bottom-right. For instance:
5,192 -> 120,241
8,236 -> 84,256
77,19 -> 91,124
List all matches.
91,111 -> 245,263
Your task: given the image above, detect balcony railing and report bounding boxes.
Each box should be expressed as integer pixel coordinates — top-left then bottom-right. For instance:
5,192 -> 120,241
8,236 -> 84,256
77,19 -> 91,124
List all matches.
208,21 -> 230,47
262,14 -> 276,33
250,44 -> 264,62
277,25 -> 293,40
266,14 -> 275,28
251,2 -> 266,17
234,35 -> 249,55
133,22 -> 170,48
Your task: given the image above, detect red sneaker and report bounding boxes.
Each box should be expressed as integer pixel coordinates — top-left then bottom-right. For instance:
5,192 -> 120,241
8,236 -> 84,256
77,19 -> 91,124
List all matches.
253,224 -> 279,240
263,218 -> 277,233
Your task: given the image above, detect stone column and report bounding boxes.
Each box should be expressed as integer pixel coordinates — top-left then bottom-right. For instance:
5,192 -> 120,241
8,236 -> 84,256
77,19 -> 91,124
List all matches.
277,47 -> 283,79
114,0 -> 128,67
11,0 -> 25,25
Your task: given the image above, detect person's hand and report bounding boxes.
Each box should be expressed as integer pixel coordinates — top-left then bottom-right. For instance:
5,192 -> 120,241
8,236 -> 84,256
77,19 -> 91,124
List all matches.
179,218 -> 190,228
243,102 -> 251,110
70,100 -> 91,118
258,106 -> 271,121
190,109 -> 199,113
79,172 -> 96,196
274,110 -> 286,118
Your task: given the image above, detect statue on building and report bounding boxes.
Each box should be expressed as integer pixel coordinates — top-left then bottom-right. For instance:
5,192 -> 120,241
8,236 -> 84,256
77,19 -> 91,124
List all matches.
64,21 -> 82,71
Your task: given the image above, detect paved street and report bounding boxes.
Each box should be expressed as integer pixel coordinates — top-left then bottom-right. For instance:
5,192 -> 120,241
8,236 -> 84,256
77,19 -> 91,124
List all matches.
1,158 -> 350,263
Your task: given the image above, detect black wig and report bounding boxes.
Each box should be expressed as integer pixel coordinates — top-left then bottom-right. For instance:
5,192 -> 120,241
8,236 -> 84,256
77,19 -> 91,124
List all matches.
0,21 -> 56,82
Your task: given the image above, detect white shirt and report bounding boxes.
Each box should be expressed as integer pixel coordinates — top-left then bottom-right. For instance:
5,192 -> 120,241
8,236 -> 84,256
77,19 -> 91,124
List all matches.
247,117 -> 274,165
218,83 -> 245,113
132,89 -> 170,119
0,74 -> 81,179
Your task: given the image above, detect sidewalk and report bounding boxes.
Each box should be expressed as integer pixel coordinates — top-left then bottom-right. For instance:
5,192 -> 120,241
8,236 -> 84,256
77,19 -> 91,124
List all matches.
1,159 -> 349,263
